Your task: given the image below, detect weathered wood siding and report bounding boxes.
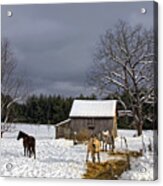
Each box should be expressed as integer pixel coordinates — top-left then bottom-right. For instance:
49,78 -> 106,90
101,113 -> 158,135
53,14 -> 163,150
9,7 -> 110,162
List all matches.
113,114 -> 117,137
56,117 -> 117,139
70,117 -> 114,134
56,124 -> 67,139
56,121 -> 72,139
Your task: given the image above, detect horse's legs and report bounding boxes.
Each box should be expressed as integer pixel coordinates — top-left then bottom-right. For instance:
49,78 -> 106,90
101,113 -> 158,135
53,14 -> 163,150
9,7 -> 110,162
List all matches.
97,152 -> 100,163
105,143 -> 107,151
102,141 -> 105,151
27,147 -> 30,157
86,151 -> 89,162
28,147 -> 32,158
91,152 -> 95,163
24,147 -> 26,156
112,144 -> 115,152
26,147 -> 28,156
24,147 -> 27,156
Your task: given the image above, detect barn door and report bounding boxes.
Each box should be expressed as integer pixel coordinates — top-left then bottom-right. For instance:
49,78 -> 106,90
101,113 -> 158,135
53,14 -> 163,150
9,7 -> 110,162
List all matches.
87,118 -> 95,135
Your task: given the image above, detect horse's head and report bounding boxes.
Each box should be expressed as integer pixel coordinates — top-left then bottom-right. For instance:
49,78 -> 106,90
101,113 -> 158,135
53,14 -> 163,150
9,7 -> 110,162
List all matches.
91,135 -> 97,149
17,131 -> 25,140
17,131 -> 21,140
92,136 -> 101,152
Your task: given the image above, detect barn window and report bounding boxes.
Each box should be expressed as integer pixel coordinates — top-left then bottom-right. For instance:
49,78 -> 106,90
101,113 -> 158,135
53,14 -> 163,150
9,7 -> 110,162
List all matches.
87,118 -> 95,130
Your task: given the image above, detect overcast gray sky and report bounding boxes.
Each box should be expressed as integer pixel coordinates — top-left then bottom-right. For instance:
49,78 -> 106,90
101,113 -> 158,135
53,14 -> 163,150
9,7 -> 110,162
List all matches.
1,1 -> 154,97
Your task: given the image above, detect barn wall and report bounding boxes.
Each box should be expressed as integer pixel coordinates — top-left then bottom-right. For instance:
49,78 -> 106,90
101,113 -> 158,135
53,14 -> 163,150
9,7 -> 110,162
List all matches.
70,117 -> 115,135
56,122 -> 72,139
56,117 -> 117,139
113,114 -> 117,137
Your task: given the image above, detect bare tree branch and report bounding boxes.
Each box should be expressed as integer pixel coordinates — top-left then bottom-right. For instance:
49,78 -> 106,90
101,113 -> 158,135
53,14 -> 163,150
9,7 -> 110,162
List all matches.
1,39 -> 29,137
88,20 -> 156,136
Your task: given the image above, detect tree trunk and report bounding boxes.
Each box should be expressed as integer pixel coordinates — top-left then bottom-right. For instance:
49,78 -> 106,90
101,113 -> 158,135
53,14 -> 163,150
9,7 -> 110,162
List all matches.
134,107 -> 143,136
137,123 -> 143,136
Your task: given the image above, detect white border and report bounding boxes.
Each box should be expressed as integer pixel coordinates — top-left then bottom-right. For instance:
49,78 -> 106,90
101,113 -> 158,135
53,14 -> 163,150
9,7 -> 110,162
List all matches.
0,0 -> 162,186
0,0 -> 157,5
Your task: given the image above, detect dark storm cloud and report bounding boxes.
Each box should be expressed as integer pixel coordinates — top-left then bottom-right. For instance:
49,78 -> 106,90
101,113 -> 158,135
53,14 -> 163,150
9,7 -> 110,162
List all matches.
1,2 -> 153,97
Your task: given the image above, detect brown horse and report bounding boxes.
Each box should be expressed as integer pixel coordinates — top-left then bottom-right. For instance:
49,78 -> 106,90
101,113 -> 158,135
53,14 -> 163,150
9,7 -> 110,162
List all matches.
86,135 -> 101,163
17,131 -> 36,159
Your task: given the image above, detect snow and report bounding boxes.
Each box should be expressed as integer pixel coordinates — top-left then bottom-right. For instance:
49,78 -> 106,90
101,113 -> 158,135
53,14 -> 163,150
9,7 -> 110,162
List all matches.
69,100 -> 117,117
2,123 -> 55,139
115,130 -> 153,151
116,130 -> 156,181
119,153 -> 154,181
0,124 -> 157,180
1,138 -> 86,178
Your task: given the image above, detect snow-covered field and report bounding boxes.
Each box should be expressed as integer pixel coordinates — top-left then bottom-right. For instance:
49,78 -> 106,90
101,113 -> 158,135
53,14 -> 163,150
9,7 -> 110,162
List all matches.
0,124 -> 157,180
117,130 -> 156,181
2,123 -> 56,139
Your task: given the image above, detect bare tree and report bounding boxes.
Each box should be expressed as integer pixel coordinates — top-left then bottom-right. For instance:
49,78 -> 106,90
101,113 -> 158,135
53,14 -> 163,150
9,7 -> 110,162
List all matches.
1,39 -> 28,137
89,20 -> 156,136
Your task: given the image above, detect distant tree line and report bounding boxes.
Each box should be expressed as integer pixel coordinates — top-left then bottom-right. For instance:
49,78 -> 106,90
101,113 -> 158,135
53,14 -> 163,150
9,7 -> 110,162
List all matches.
1,94 -> 96,125
1,92 -> 154,129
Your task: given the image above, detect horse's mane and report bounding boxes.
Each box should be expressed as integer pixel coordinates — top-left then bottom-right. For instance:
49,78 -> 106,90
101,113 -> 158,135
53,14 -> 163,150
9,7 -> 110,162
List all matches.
19,131 -> 29,137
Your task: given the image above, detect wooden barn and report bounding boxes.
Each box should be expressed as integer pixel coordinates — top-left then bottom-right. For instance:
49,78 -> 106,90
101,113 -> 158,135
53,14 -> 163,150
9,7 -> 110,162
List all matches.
55,100 -> 117,139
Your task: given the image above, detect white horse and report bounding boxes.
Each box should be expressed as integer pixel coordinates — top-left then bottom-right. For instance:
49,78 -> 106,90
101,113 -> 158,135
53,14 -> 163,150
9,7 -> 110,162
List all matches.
101,130 -> 115,151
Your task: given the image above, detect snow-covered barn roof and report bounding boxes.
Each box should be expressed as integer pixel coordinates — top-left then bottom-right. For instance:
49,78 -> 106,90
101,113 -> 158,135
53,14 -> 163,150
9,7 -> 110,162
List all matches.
55,118 -> 71,127
69,100 -> 117,118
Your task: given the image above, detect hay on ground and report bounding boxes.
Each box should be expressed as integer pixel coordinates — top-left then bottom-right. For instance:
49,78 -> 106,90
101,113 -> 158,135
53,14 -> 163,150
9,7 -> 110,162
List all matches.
83,150 -> 142,179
